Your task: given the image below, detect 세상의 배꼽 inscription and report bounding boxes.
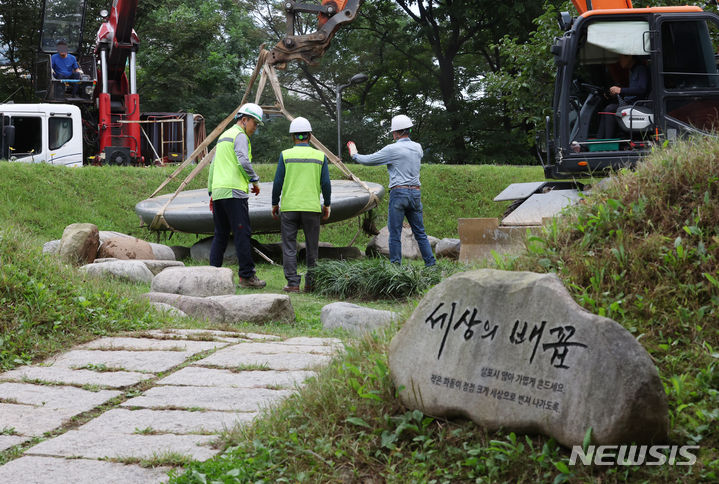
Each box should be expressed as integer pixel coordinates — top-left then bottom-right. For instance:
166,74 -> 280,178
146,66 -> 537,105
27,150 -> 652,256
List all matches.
389,269 -> 668,447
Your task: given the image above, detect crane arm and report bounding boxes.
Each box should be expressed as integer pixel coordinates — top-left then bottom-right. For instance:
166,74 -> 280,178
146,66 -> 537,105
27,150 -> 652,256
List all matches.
269,0 -> 361,67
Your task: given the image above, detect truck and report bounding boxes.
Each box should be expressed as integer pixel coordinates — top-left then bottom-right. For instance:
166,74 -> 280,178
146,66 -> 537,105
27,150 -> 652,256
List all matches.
1,103 -> 83,166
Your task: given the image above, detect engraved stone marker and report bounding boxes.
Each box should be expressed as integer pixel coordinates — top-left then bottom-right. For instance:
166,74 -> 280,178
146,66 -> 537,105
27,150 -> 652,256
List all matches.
389,269 -> 668,447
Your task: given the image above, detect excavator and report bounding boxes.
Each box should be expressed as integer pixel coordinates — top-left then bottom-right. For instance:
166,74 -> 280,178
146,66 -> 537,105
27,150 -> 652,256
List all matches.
494,0 -> 719,225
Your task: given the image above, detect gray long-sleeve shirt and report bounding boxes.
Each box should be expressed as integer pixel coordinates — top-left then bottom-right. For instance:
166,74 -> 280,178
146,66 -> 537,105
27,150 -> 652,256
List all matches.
352,137 -> 423,188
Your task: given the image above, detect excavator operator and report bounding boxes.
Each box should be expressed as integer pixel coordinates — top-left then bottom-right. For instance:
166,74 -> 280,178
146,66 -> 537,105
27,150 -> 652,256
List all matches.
597,54 -> 649,139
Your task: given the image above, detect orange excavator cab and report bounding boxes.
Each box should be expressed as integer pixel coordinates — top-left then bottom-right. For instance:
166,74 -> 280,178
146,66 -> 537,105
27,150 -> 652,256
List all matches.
571,0 -> 633,15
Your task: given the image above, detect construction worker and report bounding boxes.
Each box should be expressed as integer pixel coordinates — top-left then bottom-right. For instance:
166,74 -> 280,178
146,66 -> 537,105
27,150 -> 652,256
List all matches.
271,117 -> 331,292
347,114 -> 436,267
51,40 -> 83,97
208,103 -> 266,288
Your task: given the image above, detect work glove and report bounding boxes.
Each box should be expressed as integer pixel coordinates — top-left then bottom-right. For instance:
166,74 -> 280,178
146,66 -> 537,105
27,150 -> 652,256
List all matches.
322,205 -> 331,221
209,197 -> 214,214
250,183 -> 260,196
346,141 -> 358,158
272,205 -> 280,220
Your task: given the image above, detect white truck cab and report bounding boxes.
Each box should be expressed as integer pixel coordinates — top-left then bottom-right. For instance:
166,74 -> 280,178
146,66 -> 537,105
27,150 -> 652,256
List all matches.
0,103 -> 83,167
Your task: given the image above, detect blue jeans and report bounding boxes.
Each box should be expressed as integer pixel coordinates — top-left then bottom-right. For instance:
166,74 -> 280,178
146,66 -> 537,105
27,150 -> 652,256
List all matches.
388,188 -> 436,266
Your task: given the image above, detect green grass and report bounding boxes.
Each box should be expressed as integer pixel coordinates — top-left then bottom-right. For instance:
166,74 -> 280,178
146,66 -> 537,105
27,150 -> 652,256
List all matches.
2,151 -> 717,482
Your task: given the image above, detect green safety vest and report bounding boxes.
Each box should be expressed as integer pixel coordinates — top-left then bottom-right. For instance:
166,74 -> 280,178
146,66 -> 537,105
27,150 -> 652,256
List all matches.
210,124 -> 251,195
280,145 -> 325,212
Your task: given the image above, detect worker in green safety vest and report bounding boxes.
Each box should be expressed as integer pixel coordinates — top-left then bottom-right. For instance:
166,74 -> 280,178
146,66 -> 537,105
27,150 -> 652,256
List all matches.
271,117 -> 331,292
208,102 -> 266,288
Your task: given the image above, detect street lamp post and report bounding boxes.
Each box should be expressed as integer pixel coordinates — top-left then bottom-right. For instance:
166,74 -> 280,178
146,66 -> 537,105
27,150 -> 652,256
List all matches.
336,72 -> 368,159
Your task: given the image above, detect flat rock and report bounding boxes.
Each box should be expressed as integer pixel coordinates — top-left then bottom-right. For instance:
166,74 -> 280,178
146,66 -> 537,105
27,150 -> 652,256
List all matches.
79,408 -> 254,435
42,239 -> 60,255
206,342 -> 337,356
137,329 -> 280,342
281,337 -> 343,347
80,260 -> 154,284
142,293 -> 226,323
321,302 -> 397,335
47,350 -> 189,373
26,429 -> 218,461
0,456 -> 170,484
0,366 -> 153,388
0,382 -> 121,411
0,403 -> 84,436
121,385 -> 292,412
0,435 -> 29,452
389,269 -> 669,447
208,294 -> 295,324
151,266 -> 235,296
144,292 -> 295,324
78,337 -> 227,354
196,351 -> 333,371
158,367 -> 316,389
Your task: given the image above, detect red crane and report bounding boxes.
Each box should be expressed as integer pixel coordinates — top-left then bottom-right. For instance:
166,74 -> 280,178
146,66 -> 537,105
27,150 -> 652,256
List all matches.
94,0 -> 142,165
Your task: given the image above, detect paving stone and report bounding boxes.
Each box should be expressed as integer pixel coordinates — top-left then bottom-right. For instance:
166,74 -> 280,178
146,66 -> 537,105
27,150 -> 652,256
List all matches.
205,342 -> 338,356
196,351 -> 334,371
26,430 -> 219,461
79,408 -> 255,435
121,385 -> 292,412
0,456 -> 171,484
0,366 -> 153,388
136,329 -> 281,342
78,337 -> 228,354
47,350 -> 190,373
0,435 -> 29,452
282,337 -> 343,347
0,383 -> 121,411
157,367 -> 316,389
0,403 -> 84,436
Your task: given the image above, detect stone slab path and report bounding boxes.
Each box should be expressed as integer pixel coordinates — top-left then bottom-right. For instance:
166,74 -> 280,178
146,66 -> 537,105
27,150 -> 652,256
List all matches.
0,329 -> 343,483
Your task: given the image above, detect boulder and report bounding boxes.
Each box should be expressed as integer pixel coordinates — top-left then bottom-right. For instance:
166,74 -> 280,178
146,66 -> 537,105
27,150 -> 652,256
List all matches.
366,225 -> 438,260
435,238 -> 461,260
150,266 -> 235,297
42,239 -> 60,255
92,258 -> 183,275
150,302 -> 188,318
321,302 -> 397,335
80,260 -> 154,284
58,223 -> 100,265
143,292 -> 294,324
149,242 -> 176,261
98,236 -> 155,260
389,269 -> 668,447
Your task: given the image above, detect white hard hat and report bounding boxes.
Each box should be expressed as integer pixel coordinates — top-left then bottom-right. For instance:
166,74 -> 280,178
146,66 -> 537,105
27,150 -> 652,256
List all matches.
237,103 -> 264,125
289,117 -> 312,133
390,114 -> 413,132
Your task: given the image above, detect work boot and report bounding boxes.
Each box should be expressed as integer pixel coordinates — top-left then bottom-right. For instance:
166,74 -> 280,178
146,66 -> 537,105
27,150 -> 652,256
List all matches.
282,285 -> 300,293
238,275 -> 266,289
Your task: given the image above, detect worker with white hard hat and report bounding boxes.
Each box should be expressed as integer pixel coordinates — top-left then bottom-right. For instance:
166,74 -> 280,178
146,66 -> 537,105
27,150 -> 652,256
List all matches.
207,102 -> 266,288
271,116 -> 332,292
347,114 -> 435,267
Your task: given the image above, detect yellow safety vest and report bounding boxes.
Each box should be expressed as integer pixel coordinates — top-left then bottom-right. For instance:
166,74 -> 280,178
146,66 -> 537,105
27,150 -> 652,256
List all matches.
280,145 -> 325,212
211,124 -> 251,194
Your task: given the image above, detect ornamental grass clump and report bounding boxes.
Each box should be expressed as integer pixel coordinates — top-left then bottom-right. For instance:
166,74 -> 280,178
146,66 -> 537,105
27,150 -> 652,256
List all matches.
308,258 -> 454,300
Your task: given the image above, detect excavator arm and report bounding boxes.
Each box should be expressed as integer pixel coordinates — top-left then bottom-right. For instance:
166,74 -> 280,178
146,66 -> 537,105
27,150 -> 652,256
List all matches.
571,0 -> 632,15
269,0 -> 361,67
